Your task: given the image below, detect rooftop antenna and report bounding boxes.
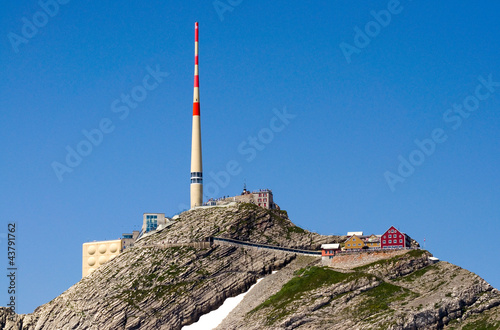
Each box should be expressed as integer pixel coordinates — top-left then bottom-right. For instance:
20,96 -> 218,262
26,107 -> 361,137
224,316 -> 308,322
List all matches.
242,179 -> 248,194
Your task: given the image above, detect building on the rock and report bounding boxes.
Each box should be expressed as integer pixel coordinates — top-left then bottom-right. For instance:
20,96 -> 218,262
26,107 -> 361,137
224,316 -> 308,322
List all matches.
82,231 -> 141,278
82,239 -> 122,277
343,234 -> 366,250
122,230 -> 140,250
82,213 -> 173,278
364,234 -> 381,249
321,243 -> 340,261
381,226 -> 411,249
344,232 -> 381,250
232,188 -> 276,209
142,213 -> 170,234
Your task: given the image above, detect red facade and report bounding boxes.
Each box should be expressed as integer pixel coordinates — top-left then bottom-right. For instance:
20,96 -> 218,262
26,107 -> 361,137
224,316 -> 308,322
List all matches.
321,249 -> 336,257
321,244 -> 340,257
380,226 -> 410,249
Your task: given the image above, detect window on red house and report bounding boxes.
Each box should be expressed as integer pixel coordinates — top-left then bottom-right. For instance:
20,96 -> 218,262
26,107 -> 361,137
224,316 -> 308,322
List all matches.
389,240 -> 392,244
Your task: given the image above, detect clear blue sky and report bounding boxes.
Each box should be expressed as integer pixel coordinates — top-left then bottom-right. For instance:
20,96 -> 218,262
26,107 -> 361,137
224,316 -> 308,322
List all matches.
1,1 -> 499,314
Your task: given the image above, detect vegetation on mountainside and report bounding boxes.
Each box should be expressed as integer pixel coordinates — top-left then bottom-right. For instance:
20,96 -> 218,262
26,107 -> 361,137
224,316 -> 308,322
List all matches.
252,267 -> 349,309
353,282 -> 418,321
248,250 -> 439,326
250,266 -> 358,324
353,248 -> 428,271
460,318 -> 500,330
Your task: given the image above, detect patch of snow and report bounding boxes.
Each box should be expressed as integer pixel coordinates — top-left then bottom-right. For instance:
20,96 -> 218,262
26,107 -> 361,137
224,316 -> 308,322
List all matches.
182,277 -> 264,330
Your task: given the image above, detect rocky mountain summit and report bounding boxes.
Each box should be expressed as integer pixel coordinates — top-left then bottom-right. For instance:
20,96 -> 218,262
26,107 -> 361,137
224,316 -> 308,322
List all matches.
1,203 -> 499,329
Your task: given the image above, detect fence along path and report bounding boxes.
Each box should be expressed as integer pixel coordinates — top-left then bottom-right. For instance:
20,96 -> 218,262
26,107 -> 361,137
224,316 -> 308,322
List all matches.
211,237 -> 321,256
141,237 -> 321,256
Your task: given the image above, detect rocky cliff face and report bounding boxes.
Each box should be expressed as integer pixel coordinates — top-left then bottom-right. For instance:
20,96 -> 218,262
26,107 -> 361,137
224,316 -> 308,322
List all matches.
219,251 -> 500,329
0,203 -> 498,329
0,203 -> 331,330
9,245 -> 294,329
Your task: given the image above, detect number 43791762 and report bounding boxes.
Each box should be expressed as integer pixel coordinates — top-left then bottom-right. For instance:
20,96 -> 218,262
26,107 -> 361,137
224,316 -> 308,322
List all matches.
8,223 -> 15,264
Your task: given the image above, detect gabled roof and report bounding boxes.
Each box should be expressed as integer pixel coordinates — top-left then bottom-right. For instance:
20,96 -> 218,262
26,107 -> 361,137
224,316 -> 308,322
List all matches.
365,234 -> 381,242
344,235 -> 365,244
382,226 -> 404,237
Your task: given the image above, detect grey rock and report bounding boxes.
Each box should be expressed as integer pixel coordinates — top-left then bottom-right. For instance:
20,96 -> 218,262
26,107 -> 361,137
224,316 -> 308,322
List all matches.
0,203 -> 498,329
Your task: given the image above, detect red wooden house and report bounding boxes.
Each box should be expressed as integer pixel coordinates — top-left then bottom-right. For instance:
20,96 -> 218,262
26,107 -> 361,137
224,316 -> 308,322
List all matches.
380,226 -> 411,249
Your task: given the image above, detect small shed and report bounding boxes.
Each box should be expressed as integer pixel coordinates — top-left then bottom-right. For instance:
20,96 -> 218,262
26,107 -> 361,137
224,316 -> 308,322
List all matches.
429,256 -> 439,264
321,243 -> 340,257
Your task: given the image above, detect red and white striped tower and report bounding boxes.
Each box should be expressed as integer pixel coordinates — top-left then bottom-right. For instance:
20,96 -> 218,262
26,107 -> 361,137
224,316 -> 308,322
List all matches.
190,22 -> 203,208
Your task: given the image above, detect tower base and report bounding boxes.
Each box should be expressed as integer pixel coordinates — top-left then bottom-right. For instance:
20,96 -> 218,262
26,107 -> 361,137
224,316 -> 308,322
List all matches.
190,184 -> 203,208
